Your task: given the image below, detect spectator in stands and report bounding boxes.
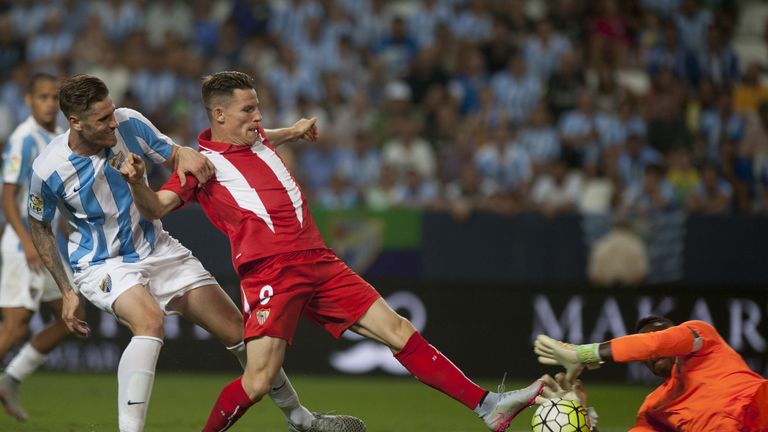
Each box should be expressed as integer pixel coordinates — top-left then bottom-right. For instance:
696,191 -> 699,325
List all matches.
480,17 -> 517,74
382,118 -> 436,180
397,169 -> 441,209
297,130 -> 343,195
686,162 -> 733,214
337,131 -> 383,193
443,162 -> 499,221
474,124 -> 527,188
621,164 -> 677,216
450,0 -> 493,43
558,89 -> 609,168
0,16 -> 25,79
365,165 -> 404,211
408,0 -> 452,50
645,22 -> 694,82
699,91 -> 745,160
546,50 -> 587,120
644,67 -> 689,153
374,14 -> 418,79
519,104 -> 561,175
617,132 -> 663,188
316,174 -> 360,210
742,102 -> 768,187
144,0 -> 192,48
666,146 -> 701,205
733,62 -> 768,114
96,0 -> 142,44
593,65 -> 627,114
530,157 -> 583,218
588,0 -> 632,69
696,25 -> 739,88
718,138 -> 753,213
405,47 -> 449,105
675,0 -> 713,55
523,19 -> 572,79
448,47 -> 490,116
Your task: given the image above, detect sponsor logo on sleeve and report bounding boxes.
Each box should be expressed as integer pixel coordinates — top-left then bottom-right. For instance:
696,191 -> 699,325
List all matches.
28,193 -> 44,217
5,155 -> 21,178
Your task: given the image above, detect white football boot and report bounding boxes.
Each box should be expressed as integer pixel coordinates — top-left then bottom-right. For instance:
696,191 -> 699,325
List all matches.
0,373 -> 28,422
483,378 -> 544,431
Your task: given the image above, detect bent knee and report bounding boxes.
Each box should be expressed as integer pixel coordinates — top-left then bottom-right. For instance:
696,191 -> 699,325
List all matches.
240,372 -> 273,402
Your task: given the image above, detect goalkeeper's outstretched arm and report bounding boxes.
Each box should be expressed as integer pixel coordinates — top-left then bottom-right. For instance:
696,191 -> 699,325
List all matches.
535,320 -> 704,378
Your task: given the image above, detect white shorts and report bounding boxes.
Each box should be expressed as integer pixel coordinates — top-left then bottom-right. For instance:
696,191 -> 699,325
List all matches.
74,235 -> 218,315
0,251 -> 64,311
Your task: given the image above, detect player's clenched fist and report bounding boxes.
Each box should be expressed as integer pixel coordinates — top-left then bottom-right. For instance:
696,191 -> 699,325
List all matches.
117,152 -> 146,185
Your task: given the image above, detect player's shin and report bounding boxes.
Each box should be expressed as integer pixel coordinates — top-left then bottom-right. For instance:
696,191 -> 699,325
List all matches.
117,336 -> 163,432
394,331 -> 486,409
203,376 -> 256,432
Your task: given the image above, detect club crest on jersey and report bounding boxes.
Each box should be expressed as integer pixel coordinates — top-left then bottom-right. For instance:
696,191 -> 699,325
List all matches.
28,193 -> 44,217
255,309 -> 270,325
99,275 -> 112,293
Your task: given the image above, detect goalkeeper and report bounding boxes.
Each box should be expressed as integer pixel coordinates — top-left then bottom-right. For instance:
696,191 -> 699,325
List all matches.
534,316 -> 768,431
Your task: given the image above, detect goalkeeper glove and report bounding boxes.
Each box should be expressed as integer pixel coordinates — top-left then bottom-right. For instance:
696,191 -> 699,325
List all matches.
534,335 -> 603,382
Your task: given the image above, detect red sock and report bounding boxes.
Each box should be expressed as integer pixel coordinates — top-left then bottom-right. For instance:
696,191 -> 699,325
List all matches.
202,377 -> 256,432
395,332 -> 486,409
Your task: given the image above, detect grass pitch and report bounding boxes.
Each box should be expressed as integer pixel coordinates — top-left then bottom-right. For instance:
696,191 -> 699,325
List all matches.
0,372 -> 651,431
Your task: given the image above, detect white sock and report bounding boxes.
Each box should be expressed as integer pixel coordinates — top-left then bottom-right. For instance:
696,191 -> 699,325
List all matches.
226,341 -> 247,369
5,343 -> 47,382
227,342 -> 312,427
269,369 -> 314,427
117,336 -> 162,432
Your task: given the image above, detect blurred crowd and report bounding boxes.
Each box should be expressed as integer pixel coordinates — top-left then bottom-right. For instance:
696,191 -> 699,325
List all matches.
1,0 -> 767,218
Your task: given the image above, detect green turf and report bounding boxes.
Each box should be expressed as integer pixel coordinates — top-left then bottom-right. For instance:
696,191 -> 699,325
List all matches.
0,372 -> 652,431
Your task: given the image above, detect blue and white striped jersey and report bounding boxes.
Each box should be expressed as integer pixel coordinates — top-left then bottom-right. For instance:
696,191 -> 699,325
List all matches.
1,116 -> 63,253
28,108 -> 174,271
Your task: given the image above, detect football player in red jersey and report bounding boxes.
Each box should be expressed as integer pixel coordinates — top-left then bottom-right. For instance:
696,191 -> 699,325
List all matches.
119,71 -> 544,432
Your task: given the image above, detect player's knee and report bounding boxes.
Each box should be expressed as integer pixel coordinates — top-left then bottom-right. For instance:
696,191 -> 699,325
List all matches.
131,312 -> 165,338
240,372 -> 272,402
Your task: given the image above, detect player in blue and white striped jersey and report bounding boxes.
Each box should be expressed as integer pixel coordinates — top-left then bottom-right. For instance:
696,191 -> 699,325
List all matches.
0,73 -> 82,422
28,75 -> 353,432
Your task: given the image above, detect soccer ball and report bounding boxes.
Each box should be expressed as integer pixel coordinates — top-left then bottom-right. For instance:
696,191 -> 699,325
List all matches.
531,398 -> 590,432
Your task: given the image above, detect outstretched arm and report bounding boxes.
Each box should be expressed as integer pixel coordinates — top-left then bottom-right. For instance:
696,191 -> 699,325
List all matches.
264,117 -> 318,147
603,325 -> 700,363
120,152 -> 183,220
29,218 -> 90,337
535,323 -> 703,377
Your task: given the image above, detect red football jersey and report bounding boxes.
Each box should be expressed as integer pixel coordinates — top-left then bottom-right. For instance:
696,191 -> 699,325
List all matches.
161,127 -> 327,275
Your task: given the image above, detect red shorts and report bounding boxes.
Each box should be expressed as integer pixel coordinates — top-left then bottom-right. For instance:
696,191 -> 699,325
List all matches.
240,249 -> 381,344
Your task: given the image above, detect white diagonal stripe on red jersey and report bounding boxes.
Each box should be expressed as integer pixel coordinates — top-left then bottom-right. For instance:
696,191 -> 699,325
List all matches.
203,149 -> 275,232
250,142 -> 304,227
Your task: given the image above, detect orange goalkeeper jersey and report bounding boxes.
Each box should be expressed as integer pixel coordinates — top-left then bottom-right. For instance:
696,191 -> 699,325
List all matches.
610,320 -> 766,432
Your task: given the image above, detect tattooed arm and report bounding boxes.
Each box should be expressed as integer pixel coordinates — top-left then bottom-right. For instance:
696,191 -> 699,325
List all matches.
29,218 -> 90,336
